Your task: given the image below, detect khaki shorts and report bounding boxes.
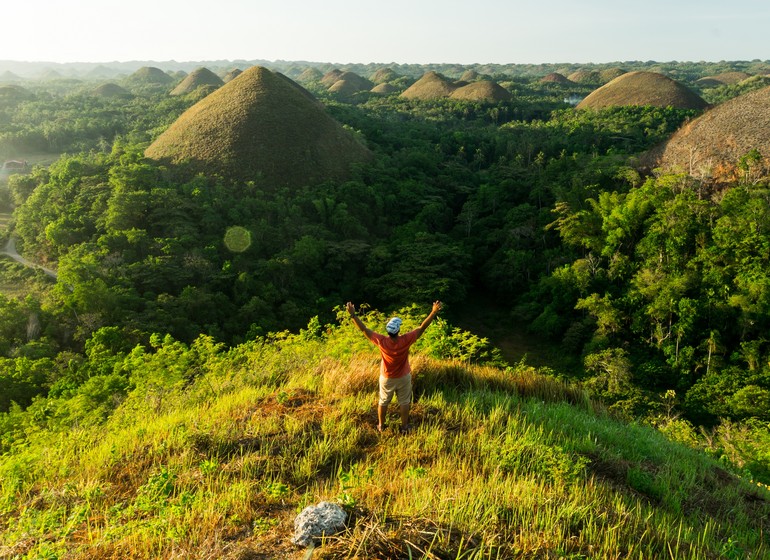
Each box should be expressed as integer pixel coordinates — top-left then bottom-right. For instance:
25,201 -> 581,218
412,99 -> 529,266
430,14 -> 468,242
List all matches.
379,374 -> 412,406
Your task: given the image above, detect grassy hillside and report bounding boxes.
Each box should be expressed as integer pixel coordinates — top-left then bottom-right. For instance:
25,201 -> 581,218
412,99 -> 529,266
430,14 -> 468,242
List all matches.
0,310 -> 768,559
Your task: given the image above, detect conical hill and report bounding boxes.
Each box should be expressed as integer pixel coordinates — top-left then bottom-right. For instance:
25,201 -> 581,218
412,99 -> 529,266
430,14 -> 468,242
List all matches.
696,72 -> 752,87
450,80 -> 512,102
223,68 -> 243,83
370,67 -> 398,84
92,83 -> 132,98
171,67 -> 224,96
0,71 -> 22,82
568,69 -> 601,84
540,72 -> 571,84
320,69 -> 344,87
328,72 -> 373,95
645,85 -> 770,181
125,66 -> 173,85
297,67 -> 323,83
400,71 -> 457,100
371,83 -> 399,95
145,66 -> 371,187
577,71 -> 708,110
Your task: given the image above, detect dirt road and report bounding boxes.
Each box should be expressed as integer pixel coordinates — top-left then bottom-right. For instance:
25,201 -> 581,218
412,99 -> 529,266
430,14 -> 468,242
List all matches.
1,237 -> 58,279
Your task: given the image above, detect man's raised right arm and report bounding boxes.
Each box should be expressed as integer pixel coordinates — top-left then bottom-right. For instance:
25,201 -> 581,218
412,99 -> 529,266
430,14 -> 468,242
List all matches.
415,300 -> 442,337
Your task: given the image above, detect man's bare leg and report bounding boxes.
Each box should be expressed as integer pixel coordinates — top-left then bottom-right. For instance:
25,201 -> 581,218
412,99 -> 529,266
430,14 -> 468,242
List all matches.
399,403 -> 411,433
377,404 -> 387,432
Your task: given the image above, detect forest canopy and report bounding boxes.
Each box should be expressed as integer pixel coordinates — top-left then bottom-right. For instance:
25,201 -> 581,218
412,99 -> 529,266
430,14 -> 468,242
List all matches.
1,59 -> 770,484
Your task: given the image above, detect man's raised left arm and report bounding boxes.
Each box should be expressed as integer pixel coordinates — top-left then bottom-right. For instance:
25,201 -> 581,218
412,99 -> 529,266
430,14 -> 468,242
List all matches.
346,302 -> 373,337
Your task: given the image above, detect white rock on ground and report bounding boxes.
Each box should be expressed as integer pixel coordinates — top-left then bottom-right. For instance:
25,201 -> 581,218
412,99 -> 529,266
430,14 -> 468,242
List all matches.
291,501 -> 347,547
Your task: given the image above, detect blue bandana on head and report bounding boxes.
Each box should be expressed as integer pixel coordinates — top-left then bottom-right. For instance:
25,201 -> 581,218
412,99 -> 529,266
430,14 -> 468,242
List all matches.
386,317 -> 402,335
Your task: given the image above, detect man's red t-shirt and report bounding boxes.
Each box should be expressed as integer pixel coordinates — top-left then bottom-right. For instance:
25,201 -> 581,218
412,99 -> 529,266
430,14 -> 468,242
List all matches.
365,329 -> 420,378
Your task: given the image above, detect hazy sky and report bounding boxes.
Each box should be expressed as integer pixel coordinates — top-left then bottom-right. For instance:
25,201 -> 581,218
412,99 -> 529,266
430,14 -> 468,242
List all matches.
3,0 -> 769,64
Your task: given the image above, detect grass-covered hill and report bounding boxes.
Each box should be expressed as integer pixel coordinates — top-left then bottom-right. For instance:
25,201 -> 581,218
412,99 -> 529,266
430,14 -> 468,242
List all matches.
369,67 -> 398,84
696,72 -> 753,87
327,72 -> 374,97
400,71 -> 458,100
170,67 -> 225,96
124,66 -> 174,86
91,83 -> 132,99
1,308 -> 767,559
144,65 -> 372,187
647,85 -> 770,182
450,80 -> 513,102
540,72 -> 572,84
297,67 -> 323,84
577,71 -> 708,110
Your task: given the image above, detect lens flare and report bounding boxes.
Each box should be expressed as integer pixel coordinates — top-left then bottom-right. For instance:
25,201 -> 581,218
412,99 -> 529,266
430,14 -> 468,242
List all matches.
224,226 -> 251,253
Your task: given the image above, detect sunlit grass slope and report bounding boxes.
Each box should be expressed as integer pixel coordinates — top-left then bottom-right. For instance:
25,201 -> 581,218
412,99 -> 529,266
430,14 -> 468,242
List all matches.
1,310 -> 768,559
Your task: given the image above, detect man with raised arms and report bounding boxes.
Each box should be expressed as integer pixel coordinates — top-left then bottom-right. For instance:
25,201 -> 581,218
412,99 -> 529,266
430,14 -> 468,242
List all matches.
346,301 -> 443,434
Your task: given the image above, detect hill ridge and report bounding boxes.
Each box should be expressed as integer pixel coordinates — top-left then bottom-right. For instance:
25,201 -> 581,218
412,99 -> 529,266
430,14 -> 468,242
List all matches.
0,310 -> 766,558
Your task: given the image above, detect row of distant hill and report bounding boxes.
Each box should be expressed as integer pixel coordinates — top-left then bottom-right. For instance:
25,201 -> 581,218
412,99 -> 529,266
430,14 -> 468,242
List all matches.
129,64 -> 770,191
1,58 -> 769,82
4,61 -> 770,105
3,60 -> 770,193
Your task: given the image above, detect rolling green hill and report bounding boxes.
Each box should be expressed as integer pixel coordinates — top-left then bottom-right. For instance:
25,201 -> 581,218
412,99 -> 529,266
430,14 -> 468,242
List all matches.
1,308 -> 767,559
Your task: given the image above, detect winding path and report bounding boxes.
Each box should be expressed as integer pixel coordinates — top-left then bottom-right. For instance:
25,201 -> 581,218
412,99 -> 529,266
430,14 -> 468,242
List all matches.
1,237 -> 58,279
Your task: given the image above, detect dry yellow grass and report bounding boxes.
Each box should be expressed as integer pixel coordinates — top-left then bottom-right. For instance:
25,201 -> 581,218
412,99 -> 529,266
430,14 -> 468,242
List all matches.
327,72 -> 373,95
145,65 -> 372,187
369,67 -> 398,84
646,85 -> 770,182
320,69 -> 344,87
400,71 -> 458,100
568,69 -> 601,84
450,80 -> 512,102
696,71 -> 752,87
170,67 -> 224,96
577,71 -> 708,110
540,72 -> 571,84
370,83 -> 399,95
460,69 -> 480,81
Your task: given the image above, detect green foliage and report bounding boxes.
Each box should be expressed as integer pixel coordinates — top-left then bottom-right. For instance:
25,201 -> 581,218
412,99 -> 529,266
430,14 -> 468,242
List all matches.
700,75 -> 770,105
3,65 -> 770,507
337,463 -> 374,507
418,316 -> 505,365
0,325 -> 766,558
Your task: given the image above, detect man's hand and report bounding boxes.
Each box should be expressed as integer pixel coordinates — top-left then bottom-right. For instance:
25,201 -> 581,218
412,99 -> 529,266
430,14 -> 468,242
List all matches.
347,302 -> 371,335
416,300 -> 443,336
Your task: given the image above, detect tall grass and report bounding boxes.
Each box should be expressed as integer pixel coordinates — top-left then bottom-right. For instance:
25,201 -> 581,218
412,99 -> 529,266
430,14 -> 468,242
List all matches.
1,330 -> 768,559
